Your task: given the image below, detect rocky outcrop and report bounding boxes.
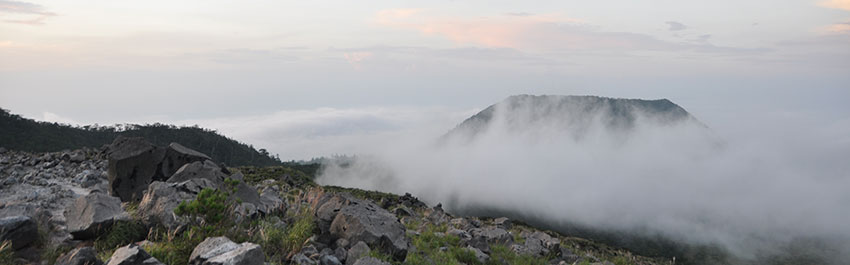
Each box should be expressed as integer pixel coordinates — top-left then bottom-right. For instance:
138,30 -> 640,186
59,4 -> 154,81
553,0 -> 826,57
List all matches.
0,216 -> 38,250
55,247 -> 104,265
105,244 -> 165,265
189,237 -> 264,265
65,192 -> 126,239
107,137 -> 213,202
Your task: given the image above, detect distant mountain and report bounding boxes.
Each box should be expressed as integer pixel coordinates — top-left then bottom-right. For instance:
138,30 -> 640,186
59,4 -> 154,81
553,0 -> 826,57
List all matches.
443,94 -> 701,142
0,108 -> 282,166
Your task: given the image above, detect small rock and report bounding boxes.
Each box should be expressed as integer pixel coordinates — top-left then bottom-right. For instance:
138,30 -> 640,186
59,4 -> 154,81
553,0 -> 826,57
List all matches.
345,241 -> 370,265
55,247 -> 104,265
105,244 -> 165,265
493,217 -> 511,229
292,254 -> 317,265
320,255 -> 342,265
189,236 -> 264,265
466,246 -> 489,264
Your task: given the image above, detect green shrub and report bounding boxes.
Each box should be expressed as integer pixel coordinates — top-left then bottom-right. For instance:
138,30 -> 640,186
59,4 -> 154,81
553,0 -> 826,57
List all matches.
174,188 -> 229,225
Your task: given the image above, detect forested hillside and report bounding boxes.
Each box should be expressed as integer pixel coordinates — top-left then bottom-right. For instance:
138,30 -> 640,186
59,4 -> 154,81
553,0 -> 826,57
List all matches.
0,108 -> 281,166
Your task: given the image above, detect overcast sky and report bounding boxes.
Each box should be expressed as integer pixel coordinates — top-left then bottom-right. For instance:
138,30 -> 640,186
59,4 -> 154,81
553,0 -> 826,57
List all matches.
1,0 -> 849,159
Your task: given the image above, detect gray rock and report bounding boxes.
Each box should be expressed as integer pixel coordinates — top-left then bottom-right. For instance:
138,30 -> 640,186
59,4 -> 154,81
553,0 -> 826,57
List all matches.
493,217 -> 511,229
106,137 -> 168,202
351,257 -> 390,265
106,244 -> 165,265
466,246 -> 489,264
333,247 -> 347,263
166,161 -> 226,187
313,193 -> 356,236
446,229 -> 470,240
0,216 -> 38,250
137,181 -> 194,228
470,227 -> 513,245
258,187 -> 285,216
190,237 -> 240,264
345,241 -> 370,265
292,254 -> 317,265
65,192 -> 126,239
231,182 -> 261,208
62,151 -> 86,163
55,247 -> 104,265
160,143 -> 211,179
189,237 -> 264,265
330,200 -> 409,261
320,255 -> 342,265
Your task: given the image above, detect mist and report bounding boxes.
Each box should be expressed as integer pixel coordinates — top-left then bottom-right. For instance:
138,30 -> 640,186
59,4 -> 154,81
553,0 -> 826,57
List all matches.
316,96 -> 850,262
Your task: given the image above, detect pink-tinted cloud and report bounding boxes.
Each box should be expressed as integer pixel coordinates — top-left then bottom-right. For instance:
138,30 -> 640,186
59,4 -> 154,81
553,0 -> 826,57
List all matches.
819,0 -> 850,11
824,21 -> 850,33
374,10 -> 759,54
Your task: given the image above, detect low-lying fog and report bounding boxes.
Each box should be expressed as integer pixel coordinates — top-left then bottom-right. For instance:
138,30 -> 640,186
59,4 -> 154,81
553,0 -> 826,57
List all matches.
316,98 -> 850,262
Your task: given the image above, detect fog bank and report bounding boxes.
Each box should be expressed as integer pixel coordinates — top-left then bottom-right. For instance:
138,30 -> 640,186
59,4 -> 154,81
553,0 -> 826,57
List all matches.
317,97 -> 850,262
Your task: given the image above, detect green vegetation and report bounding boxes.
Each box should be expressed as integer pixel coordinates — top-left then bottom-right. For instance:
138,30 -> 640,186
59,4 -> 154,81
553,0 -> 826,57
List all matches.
0,108 -> 281,166
0,241 -> 17,265
403,224 -> 483,265
279,208 -> 316,257
93,220 -> 147,261
174,188 -> 230,225
486,244 -> 548,265
235,166 -> 316,187
323,185 -> 400,205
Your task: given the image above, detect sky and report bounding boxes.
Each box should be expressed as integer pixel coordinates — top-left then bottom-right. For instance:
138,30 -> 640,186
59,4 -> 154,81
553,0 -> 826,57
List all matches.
1,0 -> 850,159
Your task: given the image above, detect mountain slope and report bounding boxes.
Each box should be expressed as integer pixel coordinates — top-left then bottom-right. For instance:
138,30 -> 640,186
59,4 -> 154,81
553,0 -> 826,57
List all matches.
443,94 -> 699,143
0,108 -> 281,166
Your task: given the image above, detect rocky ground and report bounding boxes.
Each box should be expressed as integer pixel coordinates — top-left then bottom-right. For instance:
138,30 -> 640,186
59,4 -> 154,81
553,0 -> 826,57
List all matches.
0,138 -> 669,265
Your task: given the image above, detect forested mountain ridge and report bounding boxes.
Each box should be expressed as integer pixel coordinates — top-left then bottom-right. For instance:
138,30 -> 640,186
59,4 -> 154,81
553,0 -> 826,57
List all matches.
0,108 -> 281,166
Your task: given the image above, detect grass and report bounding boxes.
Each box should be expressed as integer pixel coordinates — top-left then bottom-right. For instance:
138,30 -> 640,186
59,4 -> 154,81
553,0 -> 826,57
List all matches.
93,220 -> 147,259
323,186 -> 401,206
402,224 -> 481,265
146,227 -> 206,265
234,166 -> 316,188
0,241 -> 18,265
486,244 -> 547,265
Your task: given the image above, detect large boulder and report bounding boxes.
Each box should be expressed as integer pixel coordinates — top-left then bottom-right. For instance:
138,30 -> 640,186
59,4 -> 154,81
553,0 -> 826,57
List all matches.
329,199 -> 409,261
189,237 -> 264,265
107,137 -> 213,202
65,192 -> 126,239
106,244 -> 165,265
0,216 -> 38,250
55,247 -> 104,265
137,181 -> 196,228
107,137 -> 167,202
